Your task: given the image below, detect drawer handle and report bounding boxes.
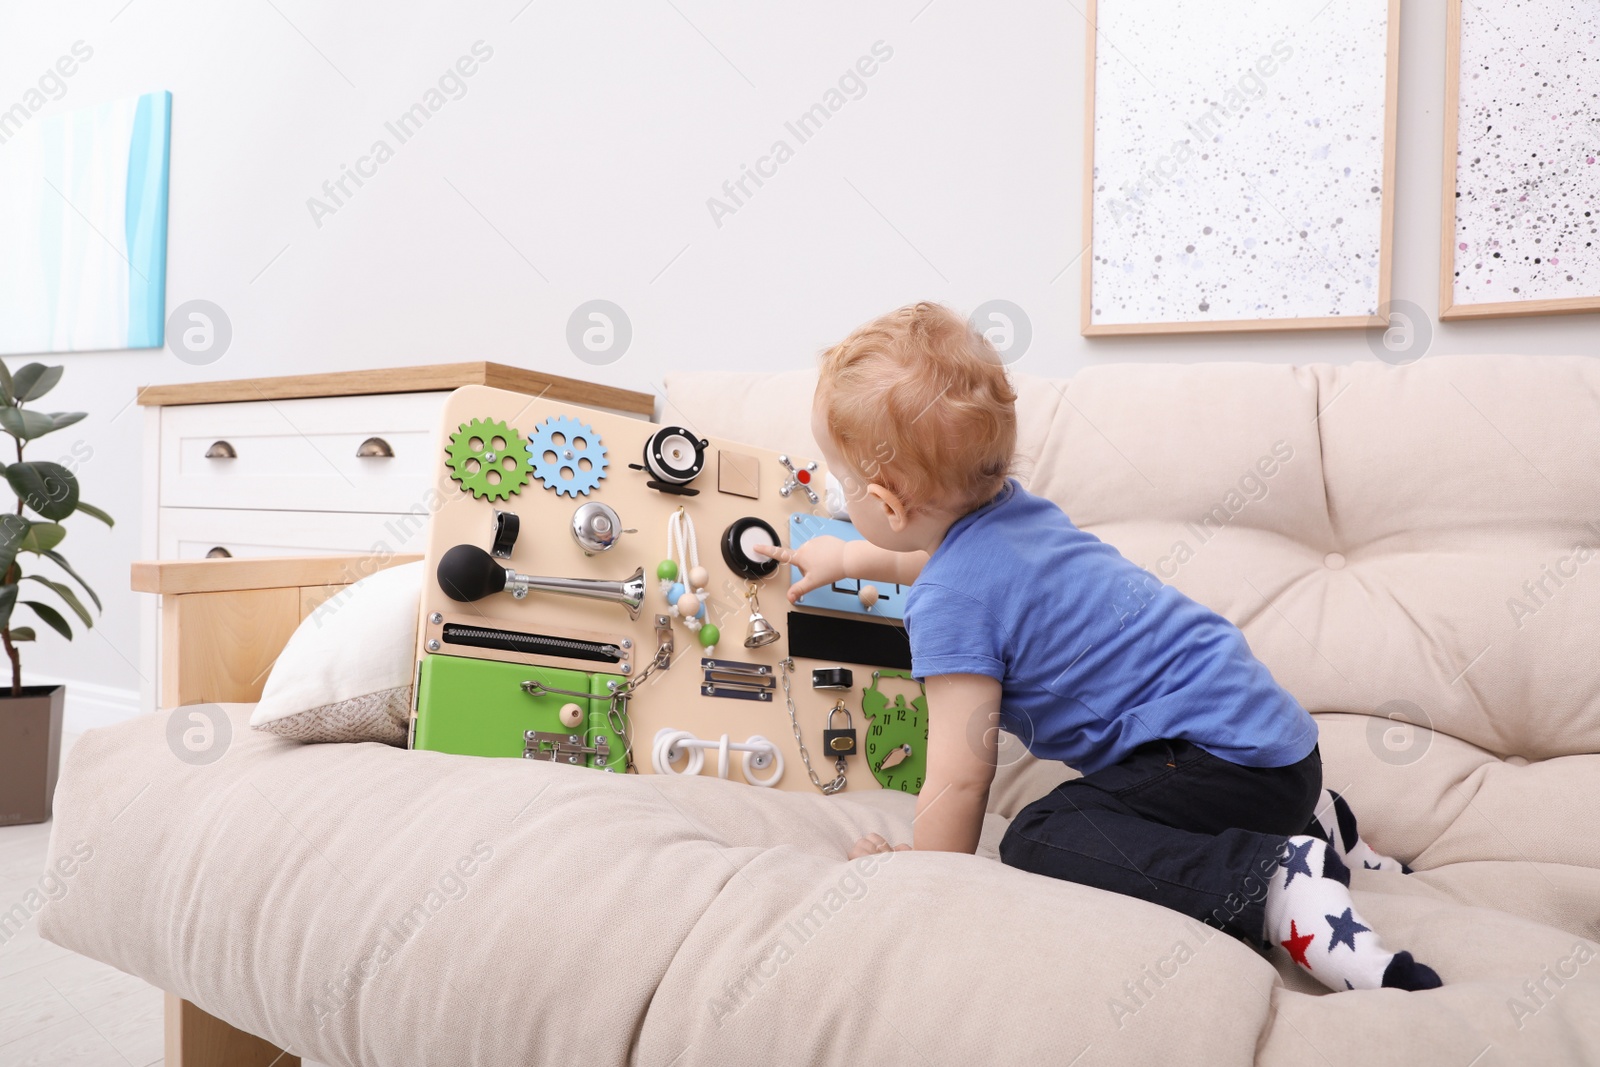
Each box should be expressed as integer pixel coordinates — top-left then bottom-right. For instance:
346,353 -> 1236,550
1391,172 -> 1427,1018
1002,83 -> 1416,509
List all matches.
356,437 -> 394,459
205,441 -> 237,459
205,546 -> 233,558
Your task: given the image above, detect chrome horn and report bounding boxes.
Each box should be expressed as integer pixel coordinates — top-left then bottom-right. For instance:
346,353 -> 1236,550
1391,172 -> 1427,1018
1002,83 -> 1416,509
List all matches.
437,544 -> 646,619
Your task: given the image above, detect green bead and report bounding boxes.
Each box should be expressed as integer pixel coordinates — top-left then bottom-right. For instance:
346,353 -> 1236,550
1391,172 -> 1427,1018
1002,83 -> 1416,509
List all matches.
656,559 -> 679,581
697,623 -> 720,647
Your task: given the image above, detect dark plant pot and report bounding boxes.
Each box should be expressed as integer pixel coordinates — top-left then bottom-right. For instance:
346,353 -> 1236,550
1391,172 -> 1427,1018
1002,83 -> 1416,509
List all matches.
0,685 -> 65,826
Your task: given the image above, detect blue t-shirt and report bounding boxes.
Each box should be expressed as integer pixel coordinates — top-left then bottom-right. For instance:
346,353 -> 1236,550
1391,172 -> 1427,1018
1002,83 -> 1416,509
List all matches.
903,478 -> 1318,776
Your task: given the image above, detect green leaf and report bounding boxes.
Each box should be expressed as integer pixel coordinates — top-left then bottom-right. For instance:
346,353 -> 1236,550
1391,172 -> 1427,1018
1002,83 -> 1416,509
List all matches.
73,501 -> 113,527
0,362 -> 13,406
0,515 -> 27,578
49,412 -> 86,432
41,550 -> 100,611
8,627 -> 35,642
23,600 -> 70,640
0,409 -> 62,441
21,575 -> 90,627
5,462 -> 78,521
12,364 -> 63,402
19,523 -> 63,554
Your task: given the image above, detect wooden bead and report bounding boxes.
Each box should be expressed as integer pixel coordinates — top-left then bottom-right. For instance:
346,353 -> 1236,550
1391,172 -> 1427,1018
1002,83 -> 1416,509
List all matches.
859,584 -> 880,609
559,702 -> 584,728
676,592 -> 701,618
688,566 -> 709,590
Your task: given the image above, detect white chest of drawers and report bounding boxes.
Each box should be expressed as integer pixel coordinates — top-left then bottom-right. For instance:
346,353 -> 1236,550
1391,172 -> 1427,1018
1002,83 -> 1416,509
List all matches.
137,363 -> 654,713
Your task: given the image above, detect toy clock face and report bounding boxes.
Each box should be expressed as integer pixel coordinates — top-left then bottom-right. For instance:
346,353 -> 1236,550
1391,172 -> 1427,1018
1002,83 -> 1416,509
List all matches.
862,671 -> 928,793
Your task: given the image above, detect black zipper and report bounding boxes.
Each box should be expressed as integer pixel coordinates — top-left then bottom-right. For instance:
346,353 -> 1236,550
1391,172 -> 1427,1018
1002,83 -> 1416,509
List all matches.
441,624 -> 623,664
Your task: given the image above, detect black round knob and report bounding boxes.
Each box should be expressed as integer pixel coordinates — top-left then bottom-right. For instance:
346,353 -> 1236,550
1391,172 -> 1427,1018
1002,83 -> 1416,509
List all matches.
721,517 -> 781,581
437,544 -> 508,602
643,426 -> 707,485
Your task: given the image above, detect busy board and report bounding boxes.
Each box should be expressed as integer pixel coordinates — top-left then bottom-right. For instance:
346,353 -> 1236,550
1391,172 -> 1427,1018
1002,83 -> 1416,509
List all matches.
411,385 -> 929,794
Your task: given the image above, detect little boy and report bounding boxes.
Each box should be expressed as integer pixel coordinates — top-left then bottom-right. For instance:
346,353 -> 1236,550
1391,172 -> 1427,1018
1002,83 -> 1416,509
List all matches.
758,303 -> 1441,993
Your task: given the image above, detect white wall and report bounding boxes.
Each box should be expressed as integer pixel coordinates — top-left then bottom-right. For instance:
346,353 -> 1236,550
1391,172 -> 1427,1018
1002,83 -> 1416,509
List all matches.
1,0 -> 1594,722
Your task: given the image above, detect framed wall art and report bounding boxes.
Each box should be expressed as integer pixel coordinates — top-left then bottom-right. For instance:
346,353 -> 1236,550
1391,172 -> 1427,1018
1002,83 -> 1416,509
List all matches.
1441,0 -> 1600,320
0,91 -> 171,355
1081,0 -> 1400,336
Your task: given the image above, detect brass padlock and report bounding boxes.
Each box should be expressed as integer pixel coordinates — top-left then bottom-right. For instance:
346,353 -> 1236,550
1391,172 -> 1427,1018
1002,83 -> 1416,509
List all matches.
822,702 -> 856,757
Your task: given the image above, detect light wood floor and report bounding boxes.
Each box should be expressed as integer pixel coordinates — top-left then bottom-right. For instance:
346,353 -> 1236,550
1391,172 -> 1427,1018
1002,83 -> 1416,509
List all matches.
0,733 -> 163,1067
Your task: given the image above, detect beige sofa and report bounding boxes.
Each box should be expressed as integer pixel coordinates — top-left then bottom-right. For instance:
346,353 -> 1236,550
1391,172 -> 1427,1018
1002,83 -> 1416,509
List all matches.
38,356 -> 1600,1065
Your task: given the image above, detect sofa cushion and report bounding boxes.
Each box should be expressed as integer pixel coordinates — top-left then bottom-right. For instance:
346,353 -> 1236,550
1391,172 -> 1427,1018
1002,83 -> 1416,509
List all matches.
36,705 -> 1600,1066
249,560 -> 422,745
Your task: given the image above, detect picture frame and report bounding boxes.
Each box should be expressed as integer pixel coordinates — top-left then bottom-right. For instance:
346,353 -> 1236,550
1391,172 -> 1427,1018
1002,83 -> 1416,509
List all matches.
1439,0 -> 1600,320
1080,0 -> 1400,336
0,91 -> 171,355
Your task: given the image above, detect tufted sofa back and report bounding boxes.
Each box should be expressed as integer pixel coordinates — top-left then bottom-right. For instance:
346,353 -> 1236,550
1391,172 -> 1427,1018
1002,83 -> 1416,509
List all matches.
663,357 -> 1600,899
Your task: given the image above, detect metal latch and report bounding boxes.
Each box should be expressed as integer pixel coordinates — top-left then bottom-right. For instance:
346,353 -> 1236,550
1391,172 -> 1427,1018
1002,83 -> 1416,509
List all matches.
653,614 -> 673,670
524,730 -> 612,766
701,658 -> 775,701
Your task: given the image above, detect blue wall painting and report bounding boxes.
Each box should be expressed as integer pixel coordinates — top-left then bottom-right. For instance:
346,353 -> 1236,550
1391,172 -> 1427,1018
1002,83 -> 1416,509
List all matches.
0,91 -> 171,355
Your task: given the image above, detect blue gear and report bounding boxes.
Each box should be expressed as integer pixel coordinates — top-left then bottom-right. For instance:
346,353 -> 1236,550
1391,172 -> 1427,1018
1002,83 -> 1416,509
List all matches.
527,415 -> 609,496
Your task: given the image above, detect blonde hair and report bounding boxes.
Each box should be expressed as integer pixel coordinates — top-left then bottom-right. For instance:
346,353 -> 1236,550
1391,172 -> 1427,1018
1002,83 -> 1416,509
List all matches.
816,302 -> 1017,515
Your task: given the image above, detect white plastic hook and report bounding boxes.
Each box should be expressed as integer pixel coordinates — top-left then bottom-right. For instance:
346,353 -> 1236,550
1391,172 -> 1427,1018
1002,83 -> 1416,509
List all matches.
650,727 -> 784,787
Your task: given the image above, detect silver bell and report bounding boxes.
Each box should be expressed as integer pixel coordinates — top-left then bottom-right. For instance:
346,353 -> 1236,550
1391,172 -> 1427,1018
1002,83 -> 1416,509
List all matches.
744,607 -> 781,648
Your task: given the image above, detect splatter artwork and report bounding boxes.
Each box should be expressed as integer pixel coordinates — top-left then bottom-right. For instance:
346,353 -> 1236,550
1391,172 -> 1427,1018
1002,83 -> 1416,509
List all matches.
1452,0 -> 1599,308
1087,0 -> 1393,328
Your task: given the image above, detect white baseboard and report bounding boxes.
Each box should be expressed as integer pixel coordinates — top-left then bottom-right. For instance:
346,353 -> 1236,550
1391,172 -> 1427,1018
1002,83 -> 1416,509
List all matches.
24,673 -> 144,733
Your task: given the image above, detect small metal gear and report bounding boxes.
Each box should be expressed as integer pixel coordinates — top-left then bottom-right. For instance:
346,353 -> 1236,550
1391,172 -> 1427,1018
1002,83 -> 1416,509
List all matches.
527,415 -> 609,497
446,418 -> 531,501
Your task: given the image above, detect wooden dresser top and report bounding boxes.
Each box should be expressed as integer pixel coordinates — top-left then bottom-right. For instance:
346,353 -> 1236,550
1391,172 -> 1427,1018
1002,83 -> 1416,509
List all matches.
136,361 -> 654,416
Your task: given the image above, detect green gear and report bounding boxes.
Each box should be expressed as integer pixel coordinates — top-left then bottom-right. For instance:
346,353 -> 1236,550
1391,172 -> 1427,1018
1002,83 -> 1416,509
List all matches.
446,418 -> 531,501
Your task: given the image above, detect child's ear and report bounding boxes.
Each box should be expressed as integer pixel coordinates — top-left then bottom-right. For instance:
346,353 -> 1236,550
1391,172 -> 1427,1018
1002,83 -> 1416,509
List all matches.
866,483 -> 911,532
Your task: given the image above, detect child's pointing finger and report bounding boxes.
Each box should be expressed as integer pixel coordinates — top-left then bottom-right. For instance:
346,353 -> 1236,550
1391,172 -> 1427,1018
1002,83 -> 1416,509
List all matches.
750,543 -> 791,563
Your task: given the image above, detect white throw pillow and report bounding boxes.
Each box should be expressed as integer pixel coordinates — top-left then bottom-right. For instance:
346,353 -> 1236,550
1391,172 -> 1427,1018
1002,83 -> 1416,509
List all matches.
249,560 -> 422,745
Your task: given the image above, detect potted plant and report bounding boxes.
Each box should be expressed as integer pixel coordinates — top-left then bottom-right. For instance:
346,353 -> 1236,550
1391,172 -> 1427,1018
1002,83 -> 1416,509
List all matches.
0,361 -> 111,826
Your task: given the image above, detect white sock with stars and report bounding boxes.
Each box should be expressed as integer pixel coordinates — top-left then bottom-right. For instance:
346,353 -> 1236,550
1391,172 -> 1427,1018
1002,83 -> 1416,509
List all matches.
1262,835 -> 1442,992
1304,788 -> 1413,874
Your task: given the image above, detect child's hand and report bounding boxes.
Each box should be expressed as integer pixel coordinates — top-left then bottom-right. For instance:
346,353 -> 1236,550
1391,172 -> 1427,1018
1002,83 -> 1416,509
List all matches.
752,535 -> 847,604
847,833 -> 911,860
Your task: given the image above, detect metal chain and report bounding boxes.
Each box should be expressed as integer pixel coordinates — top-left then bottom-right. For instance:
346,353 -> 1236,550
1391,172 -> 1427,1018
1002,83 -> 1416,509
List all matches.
780,658 -> 847,795
599,630 -> 679,773
604,686 -> 635,774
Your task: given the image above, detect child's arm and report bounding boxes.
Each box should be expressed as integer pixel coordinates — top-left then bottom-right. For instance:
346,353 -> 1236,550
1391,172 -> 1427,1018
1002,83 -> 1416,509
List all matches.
841,538 -> 928,590
754,536 -> 928,604
849,673 -> 1000,858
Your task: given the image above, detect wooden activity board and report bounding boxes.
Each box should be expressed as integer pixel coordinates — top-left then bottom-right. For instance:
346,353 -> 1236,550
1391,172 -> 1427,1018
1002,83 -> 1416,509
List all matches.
411,385 -> 928,795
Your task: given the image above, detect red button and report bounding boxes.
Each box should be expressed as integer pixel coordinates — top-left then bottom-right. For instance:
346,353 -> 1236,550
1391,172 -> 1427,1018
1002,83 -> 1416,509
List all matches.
796,469 -> 811,483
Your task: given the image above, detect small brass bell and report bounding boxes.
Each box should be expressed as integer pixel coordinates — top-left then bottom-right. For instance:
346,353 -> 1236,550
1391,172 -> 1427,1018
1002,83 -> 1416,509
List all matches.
744,588 -> 781,648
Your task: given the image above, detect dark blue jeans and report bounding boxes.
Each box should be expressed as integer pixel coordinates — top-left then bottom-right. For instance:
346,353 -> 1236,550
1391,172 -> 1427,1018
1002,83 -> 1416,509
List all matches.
998,738 -> 1322,950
